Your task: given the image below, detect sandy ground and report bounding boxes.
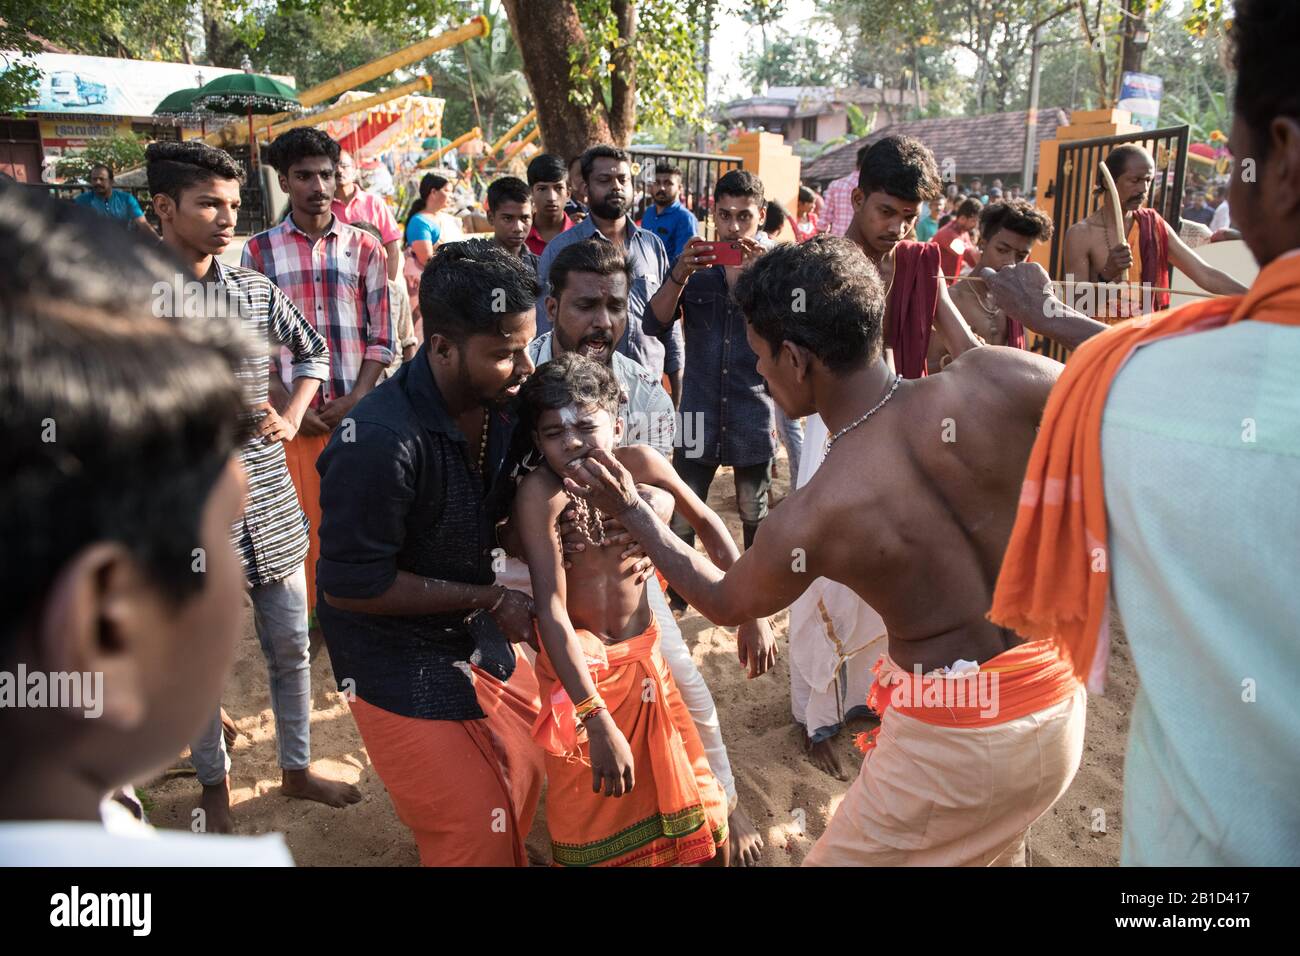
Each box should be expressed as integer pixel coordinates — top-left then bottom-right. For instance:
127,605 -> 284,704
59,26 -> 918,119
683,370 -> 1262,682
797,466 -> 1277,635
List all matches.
143,453 -> 1135,866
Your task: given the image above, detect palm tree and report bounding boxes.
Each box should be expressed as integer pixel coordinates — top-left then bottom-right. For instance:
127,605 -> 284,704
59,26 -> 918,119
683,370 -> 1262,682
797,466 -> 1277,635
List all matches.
429,2 -> 528,142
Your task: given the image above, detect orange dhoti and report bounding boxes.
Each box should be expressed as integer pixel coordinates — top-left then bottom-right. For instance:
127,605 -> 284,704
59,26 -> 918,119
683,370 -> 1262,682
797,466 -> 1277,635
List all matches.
281,430 -> 329,617
348,652 -> 545,867
804,640 -> 1085,867
533,617 -> 729,866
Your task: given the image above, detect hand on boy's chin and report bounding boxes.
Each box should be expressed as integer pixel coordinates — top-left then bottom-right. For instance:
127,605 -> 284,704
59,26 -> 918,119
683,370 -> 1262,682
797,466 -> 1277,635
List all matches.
563,447 -> 636,515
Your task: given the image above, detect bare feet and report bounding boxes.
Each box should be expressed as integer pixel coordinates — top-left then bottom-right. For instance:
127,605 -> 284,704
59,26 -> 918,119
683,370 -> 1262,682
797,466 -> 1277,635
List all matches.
728,803 -> 764,866
199,777 -> 234,834
220,707 -> 240,750
280,767 -> 362,808
805,734 -> 849,781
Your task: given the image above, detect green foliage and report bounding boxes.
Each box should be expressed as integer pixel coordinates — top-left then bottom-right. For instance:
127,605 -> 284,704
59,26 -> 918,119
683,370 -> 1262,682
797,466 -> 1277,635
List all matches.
740,35 -> 847,92
568,0 -> 705,131
53,132 -> 149,181
422,2 -> 528,140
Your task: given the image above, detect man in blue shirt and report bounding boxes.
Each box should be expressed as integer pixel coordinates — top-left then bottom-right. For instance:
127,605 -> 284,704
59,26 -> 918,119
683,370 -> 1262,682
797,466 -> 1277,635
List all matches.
640,163 -> 698,263
74,164 -> 160,238
537,146 -> 684,402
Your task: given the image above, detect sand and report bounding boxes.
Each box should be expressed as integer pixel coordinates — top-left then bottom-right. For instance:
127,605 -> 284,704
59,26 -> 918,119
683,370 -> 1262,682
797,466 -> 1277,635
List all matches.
143,455 -> 1135,866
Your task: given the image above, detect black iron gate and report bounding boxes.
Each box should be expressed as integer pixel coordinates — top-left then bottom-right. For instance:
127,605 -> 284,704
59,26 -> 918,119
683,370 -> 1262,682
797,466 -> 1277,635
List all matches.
625,148 -> 742,240
1044,124 -> 1190,281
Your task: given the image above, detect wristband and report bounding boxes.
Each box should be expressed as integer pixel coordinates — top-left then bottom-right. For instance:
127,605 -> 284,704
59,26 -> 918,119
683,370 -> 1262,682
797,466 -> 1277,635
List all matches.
578,705 -> 606,724
573,693 -> 606,721
487,587 -> 507,614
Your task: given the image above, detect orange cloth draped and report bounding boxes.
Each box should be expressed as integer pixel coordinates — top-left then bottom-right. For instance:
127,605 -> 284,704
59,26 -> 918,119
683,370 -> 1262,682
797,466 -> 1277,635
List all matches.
348,653 -> 545,866
989,253 -> 1300,690
282,431 -> 329,616
855,640 -> 1079,753
532,616 -> 729,866
885,240 -> 942,379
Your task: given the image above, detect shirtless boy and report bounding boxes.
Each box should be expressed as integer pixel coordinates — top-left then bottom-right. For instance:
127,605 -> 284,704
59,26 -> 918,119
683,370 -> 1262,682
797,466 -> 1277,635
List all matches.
515,353 -> 774,867
928,198 -> 1054,370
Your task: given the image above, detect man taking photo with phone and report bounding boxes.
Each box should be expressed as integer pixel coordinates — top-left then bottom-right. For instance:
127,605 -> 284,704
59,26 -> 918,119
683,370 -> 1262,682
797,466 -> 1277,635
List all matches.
647,170 -> 776,606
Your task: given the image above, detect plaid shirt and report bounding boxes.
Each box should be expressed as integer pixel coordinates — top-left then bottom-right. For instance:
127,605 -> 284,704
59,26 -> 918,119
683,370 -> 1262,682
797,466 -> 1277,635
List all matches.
212,259 -> 330,586
822,172 -> 858,238
243,215 -> 392,405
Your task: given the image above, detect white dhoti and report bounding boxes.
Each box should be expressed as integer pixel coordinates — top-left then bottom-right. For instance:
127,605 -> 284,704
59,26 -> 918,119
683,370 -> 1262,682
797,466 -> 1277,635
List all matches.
787,414 -> 889,741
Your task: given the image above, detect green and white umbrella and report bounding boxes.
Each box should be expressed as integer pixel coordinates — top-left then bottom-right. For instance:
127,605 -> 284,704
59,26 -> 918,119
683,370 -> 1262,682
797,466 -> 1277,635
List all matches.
193,66 -> 302,170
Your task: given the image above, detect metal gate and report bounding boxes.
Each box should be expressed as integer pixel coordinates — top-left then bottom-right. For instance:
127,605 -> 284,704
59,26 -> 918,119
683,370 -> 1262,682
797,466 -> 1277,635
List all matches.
1044,124 -> 1190,281
625,148 -> 742,240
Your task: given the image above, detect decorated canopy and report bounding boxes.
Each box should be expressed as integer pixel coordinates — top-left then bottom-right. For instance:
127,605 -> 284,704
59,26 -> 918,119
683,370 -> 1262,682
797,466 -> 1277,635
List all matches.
321,91 -> 445,163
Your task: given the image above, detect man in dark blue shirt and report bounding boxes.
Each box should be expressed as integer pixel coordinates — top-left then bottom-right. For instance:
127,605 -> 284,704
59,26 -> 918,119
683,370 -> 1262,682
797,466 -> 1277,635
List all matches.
648,169 -> 777,571
315,241 -> 545,866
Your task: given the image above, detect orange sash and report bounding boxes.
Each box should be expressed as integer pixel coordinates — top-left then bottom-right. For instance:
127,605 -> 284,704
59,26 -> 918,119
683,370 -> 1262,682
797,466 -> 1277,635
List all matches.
989,253 -> 1300,690
532,616 -> 729,866
856,640 -> 1079,752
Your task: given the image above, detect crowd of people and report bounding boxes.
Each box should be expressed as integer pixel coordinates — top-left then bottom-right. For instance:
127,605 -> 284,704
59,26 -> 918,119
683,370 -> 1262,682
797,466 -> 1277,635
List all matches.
1,0 -> 1297,869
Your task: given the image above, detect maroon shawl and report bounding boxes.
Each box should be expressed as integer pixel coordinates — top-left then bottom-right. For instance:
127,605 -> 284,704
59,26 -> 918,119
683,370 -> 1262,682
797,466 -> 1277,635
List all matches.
1135,207 -> 1171,311
885,240 -> 941,379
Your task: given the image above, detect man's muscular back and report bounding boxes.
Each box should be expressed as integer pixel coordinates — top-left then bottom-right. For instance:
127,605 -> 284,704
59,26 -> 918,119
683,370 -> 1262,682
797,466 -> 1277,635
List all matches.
788,346 -> 1062,672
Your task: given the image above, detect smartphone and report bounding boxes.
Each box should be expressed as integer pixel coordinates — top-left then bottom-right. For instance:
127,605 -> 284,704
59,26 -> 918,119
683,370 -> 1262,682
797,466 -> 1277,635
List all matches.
697,240 -> 744,266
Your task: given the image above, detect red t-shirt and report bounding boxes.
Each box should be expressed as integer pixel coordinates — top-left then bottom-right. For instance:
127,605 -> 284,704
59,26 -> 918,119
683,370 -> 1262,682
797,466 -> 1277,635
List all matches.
933,221 -> 979,278
525,213 -> 574,256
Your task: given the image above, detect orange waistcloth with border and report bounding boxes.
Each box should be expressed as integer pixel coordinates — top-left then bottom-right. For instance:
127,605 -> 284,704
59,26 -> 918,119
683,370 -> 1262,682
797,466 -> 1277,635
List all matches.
532,614 -> 729,867
856,640 -> 1080,753
282,430 -> 329,616
990,252 -> 1300,691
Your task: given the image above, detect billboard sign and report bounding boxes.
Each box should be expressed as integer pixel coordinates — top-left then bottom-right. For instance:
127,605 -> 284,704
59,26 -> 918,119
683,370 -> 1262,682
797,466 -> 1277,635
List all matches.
6,52 -> 293,118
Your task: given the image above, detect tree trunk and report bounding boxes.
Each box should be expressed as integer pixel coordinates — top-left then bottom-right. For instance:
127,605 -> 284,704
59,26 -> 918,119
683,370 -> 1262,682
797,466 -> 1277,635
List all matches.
502,0 -> 613,159
608,0 -> 637,145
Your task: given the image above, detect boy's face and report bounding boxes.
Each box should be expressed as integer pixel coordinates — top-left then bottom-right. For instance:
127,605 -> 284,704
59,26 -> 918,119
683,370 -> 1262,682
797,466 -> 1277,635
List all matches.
851,190 -> 920,257
977,226 -> 1035,270
280,156 -> 335,217
568,161 -> 588,204
714,193 -> 762,242
489,198 -> 533,252
531,179 -> 567,221
156,175 -> 241,257
534,402 -> 622,474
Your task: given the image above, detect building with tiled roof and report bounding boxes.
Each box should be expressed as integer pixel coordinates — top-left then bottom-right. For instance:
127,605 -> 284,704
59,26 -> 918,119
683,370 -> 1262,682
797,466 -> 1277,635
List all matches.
801,107 -> 1070,189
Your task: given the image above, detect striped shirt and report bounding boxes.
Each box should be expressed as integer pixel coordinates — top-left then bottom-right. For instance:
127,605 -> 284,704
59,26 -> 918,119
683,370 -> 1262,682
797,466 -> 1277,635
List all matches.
242,215 -> 392,405
213,259 -> 331,586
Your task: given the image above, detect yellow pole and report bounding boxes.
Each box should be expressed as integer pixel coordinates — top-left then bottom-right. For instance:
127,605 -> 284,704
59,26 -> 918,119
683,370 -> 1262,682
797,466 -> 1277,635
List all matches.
499,125 -> 540,160
419,128 -> 481,168
487,108 -> 537,157
260,76 -> 433,143
205,16 -> 488,147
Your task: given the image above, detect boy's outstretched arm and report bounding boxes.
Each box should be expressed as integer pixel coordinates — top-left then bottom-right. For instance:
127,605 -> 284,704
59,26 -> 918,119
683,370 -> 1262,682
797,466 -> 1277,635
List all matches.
617,445 -> 778,677
566,448 -> 814,628
515,474 -> 635,797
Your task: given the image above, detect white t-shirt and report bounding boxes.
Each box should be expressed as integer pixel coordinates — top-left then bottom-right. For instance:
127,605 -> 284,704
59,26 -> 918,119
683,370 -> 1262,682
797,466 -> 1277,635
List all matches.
0,797 -> 293,867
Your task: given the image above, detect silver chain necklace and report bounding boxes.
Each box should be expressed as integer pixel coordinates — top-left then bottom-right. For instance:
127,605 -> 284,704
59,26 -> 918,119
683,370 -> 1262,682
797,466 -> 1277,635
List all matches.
821,375 -> 902,463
